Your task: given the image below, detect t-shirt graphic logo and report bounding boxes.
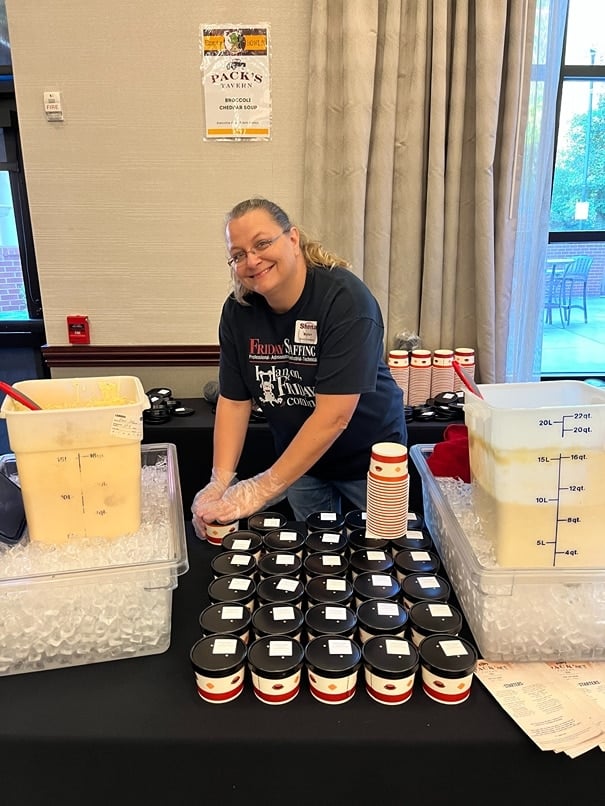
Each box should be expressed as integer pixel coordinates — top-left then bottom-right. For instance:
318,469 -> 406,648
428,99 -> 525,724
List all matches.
257,369 -> 283,406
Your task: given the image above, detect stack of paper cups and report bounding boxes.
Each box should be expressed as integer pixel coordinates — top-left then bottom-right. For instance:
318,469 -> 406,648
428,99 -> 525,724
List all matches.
387,350 -> 409,405
453,347 -> 476,393
366,442 -> 409,540
408,349 -> 432,406
430,349 -> 455,397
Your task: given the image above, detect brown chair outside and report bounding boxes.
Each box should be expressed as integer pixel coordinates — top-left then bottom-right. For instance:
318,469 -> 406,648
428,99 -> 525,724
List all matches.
562,255 -> 593,324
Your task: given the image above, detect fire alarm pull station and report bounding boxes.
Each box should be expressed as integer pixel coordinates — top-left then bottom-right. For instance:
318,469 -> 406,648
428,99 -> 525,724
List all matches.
67,315 -> 90,345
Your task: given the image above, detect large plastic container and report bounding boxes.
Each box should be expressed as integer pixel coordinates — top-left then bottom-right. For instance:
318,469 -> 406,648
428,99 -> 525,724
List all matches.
410,444 -> 605,662
463,380 -> 605,568
0,376 -> 149,544
0,443 -> 188,676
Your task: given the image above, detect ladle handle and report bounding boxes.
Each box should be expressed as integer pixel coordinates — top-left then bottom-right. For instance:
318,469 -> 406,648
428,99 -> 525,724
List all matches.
0,381 -> 42,410
452,361 -> 483,399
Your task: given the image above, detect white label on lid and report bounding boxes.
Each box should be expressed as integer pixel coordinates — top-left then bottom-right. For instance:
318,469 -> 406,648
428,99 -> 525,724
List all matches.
429,604 -> 452,617
377,602 -> 399,616
328,639 -> 352,655
320,513 -> 337,521
275,554 -> 295,565
263,518 -> 281,527
408,512 -> 418,521
418,576 -> 439,589
269,640 -> 293,656
367,550 -> 386,561
326,578 -> 347,591
231,554 -> 251,566
361,512 -> 367,520
440,639 -> 468,657
321,533 -> 340,543
213,638 -> 237,654
231,539 -> 251,550
279,531 -> 297,541
411,551 -> 431,561
322,555 -> 341,566
276,577 -> 299,592
221,606 -> 244,619
273,606 -> 295,621
386,639 -> 410,655
228,578 -> 251,591
325,606 -> 347,621
371,574 -> 392,586
406,530 -> 424,541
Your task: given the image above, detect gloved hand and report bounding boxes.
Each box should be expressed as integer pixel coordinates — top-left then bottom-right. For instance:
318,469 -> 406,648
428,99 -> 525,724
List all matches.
201,468 -> 287,525
191,468 -> 236,539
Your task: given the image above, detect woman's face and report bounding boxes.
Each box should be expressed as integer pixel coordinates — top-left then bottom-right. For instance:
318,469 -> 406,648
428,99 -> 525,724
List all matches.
226,208 -> 303,306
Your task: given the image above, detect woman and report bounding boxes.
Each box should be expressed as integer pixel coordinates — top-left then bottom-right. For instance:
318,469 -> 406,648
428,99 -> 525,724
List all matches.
192,197 -> 405,535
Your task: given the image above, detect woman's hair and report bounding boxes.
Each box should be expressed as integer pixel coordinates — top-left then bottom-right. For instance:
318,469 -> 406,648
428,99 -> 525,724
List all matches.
225,197 -> 351,304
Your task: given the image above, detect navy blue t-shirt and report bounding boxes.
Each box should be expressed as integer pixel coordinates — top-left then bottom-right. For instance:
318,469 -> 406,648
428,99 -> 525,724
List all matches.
219,265 -> 406,480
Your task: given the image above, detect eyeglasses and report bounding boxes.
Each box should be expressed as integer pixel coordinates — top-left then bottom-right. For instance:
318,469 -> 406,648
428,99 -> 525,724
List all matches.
227,229 -> 289,269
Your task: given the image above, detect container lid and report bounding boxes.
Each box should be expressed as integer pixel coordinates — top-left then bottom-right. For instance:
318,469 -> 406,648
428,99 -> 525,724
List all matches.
247,636 -> 305,678
305,603 -> 357,637
257,551 -> 302,578
305,530 -> 349,555
247,511 -> 288,535
352,571 -> 400,602
407,512 -> 424,531
210,550 -> 256,578
390,530 -> 432,552
348,528 -> 390,553
252,603 -> 305,636
190,634 -> 247,677
401,573 -> 451,604
305,574 -> 354,606
306,511 -> 346,532
394,549 -> 441,576
208,574 -> 256,604
409,602 -> 463,636
349,549 -> 394,576
344,509 -> 367,530
362,636 -> 419,677
199,602 -> 252,636
305,636 -> 362,676
263,528 -> 306,553
304,552 -> 349,578
356,599 -> 408,634
221,530 -> 263,554
419,635 -> 477,678
256,574 -> 305,605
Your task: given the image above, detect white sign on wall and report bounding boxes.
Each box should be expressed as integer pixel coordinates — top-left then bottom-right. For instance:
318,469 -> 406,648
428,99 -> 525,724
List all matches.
200,24 -> 272,141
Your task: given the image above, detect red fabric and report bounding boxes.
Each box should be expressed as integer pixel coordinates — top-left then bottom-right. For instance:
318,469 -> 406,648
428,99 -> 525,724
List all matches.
426,424 -> 471,483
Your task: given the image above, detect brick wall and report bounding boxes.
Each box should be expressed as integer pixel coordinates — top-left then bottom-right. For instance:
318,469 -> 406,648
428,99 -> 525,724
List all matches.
0,247 -> 27,314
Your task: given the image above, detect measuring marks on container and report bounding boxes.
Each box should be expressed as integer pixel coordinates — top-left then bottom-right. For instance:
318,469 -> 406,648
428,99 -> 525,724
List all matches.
535,410 -> 597,567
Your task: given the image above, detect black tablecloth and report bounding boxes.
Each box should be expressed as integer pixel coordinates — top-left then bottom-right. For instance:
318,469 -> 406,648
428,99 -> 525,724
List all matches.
1,522 -> 601,806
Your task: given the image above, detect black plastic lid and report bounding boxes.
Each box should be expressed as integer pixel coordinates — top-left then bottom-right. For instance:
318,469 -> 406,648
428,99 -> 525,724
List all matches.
305,575 -> 354,606
352,571 -> 401,602
407,512 -> 424,531
349,548 -> 394,576
348,528 -> 390,553
252,603 -> 305,637
305,636 -> 362,676
257,551 -> 302,579
190,634 -> 247,677
344,509 -> 367,530
198,602 -> 252,637
256,574 -> 305,606
247,636 -> 305,678
305,530 -> 349,555
207,574 -> 256,605
210,550 -> 256,578
419,634 -> 478,678
389,530 -> 433,552
409,601 -> 463,636
362,636 -> 419,677
247,511 -> 288,535
394,549 -> 441,576
305,603 -> 357,637
401,573 -> 451,605
263,527 -> 306,553
303,552 -> 349,578
306,511 -> 346,533
221,530 -> 263,554
356,599 -> 408,634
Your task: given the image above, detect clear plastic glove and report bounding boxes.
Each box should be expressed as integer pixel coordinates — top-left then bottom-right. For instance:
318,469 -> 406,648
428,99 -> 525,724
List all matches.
191,468 -> 236,539
201,468 -> 287,525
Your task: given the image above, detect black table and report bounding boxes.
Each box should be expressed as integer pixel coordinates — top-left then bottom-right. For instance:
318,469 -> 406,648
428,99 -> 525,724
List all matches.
142,397 -> 448,517
1,523 -> 600,806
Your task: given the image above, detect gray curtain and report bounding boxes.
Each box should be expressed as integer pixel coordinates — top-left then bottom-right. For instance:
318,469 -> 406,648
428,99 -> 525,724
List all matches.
303,0 -> 536,383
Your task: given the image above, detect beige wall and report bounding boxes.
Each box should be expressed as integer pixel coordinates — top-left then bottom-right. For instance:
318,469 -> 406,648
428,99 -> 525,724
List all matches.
6,1 -> 311,394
